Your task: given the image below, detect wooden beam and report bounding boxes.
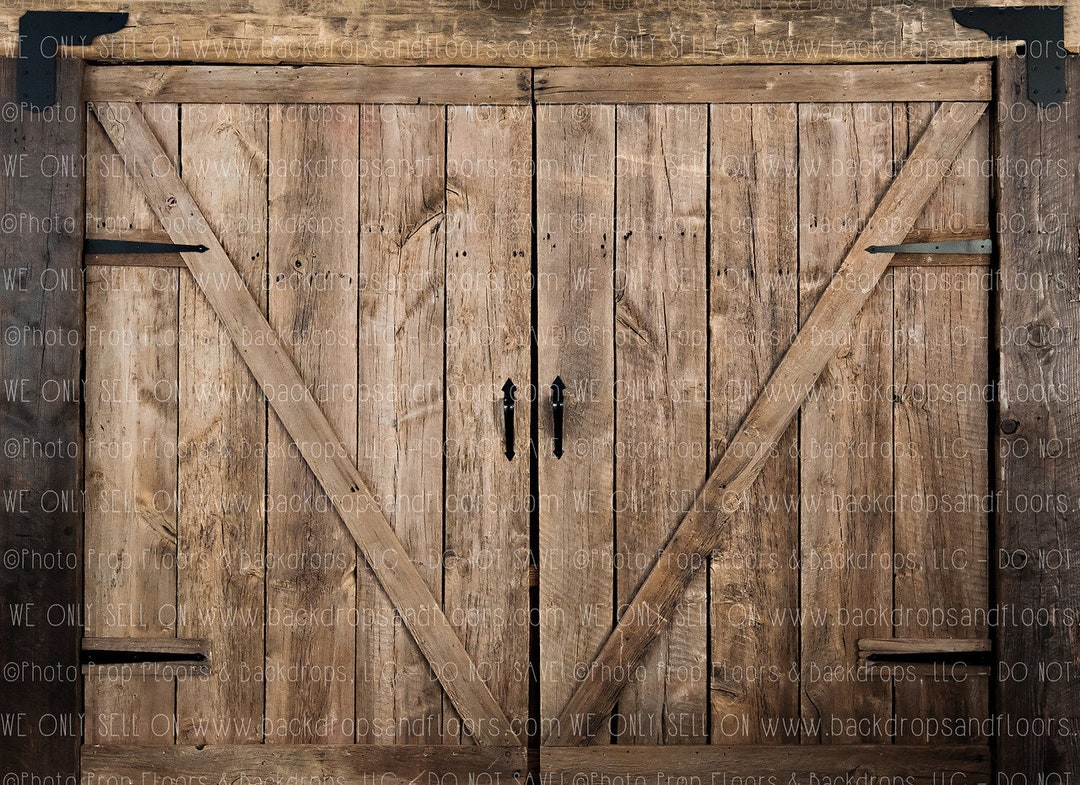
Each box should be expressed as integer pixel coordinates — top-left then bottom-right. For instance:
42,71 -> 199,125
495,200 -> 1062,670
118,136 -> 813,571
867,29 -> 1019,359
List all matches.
85,66 -> 531,103
82,637 -> 210,659
859,638 -> 992,658
546,101 -> 987,746
89,101 -> 521,747
541,745 -> 991,782
535,63 -> 992,103
83,745 -> 529,782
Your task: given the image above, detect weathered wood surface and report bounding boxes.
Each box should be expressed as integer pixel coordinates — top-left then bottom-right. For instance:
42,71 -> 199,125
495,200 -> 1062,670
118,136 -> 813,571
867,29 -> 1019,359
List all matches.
0,57 -> 83,778
995,53 -> 1080,777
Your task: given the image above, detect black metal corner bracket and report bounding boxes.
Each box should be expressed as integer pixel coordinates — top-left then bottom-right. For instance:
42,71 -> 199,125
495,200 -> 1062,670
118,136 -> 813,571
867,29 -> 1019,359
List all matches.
18,11 -> 128,110
952,5 -> 1066,107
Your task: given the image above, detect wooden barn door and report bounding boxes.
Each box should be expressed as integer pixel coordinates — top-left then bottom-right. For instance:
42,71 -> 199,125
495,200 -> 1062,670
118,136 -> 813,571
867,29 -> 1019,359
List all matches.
536,70 -> 995,779
81,70 -> 532,778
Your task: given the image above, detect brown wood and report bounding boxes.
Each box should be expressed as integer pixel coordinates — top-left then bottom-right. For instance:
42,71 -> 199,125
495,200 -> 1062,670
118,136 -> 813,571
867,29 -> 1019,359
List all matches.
0,57 -> 83,777
89,101 -> 521,746
83,101 -> 179,746
176,103 -> 268,745
82,638 -> 210,657
995,53 -> 1080,777
535,64 -> 992,103
84,66 -> 531,104
546,101 -> 987,746
82,744 -> 528,781
541,744 -> 991,781
708,103 -> 800,743
614,104 -> 708,744
536,103 -> 616,740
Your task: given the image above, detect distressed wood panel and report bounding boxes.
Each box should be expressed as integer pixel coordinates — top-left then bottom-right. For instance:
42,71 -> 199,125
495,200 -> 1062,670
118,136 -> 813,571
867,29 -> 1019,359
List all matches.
708,102 -> 800,743
83,101 -> 179,746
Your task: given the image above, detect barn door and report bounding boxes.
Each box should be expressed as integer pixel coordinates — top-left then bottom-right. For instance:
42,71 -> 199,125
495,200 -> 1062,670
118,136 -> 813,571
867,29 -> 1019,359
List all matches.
537,74 -> 994,778
81,72 -> 531,778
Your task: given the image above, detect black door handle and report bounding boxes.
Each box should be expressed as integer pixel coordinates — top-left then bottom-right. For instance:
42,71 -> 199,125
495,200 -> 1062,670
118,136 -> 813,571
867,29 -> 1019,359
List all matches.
551,376 -> 565,459
502,378 -> 516,461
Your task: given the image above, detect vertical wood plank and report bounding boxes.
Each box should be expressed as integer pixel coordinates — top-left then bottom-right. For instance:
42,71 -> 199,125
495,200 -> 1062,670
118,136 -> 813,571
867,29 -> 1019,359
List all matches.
356,103 -> 447,744
614,103 -> 708,744
176,103 -> 268,744
536,103 -> 616,739
265,103 -> 358,743
83,101 -> 179,745
798,102 -> 894,743
445,104 -> 532,739
891,103 -> 990,743
995,54 -> 1080,777
708,102 -> 800,743
0,58 -> 83,775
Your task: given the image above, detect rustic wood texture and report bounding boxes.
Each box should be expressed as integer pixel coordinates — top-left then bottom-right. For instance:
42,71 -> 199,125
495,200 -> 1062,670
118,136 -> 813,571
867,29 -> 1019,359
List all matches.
82,638 -> 210,657
177,103 -> 268,745
797,101 -> 895,743
0,57 -> 83,777
89,101 -> 521,745
547,101 -> 987,746
84,101 -> 179,746
535,64 -> 992,104
891,102 -> 990,744
7,2 -> 1070,67
84,66 -> 530,103
708,102 -> 800,743
536,103 -> 615,738
444,104 -> 533,739
995,53 -> 1080,777
613,104 -> 708,744
356,103 -> 447,743
858,638 -> 991,658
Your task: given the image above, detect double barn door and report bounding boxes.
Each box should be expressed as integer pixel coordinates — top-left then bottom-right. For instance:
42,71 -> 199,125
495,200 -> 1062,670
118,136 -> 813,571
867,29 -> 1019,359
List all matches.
82,65 -> 993,780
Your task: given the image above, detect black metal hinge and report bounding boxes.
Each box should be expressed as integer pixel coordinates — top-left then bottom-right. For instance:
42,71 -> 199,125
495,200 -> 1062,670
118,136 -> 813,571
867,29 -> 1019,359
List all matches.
18,11 -> 128,110
952,5 -> 1066,107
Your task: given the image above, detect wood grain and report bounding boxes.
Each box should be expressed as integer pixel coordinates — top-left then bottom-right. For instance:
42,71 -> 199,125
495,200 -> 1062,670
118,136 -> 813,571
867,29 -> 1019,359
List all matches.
613,104 -> 708,744
536,103 -> 615,741
90,101 -> 521,745
547,102 -> 987,746
83,101 -> 179,746
708,102 -> 800,743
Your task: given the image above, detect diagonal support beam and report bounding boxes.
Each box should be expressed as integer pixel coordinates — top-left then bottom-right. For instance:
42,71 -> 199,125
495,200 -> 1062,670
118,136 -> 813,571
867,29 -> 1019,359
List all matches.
90,101 -> 521,746
547,101 -> 987,746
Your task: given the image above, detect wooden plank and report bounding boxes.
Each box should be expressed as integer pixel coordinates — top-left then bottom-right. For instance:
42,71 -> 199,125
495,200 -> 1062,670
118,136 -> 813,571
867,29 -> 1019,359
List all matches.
547,101 -> 987,746
83,638 -> 210,657
797,101 -> 894,743
541,744 -> 991,782
536,104 -> 615,741
613,104 -> 708,744
995,54 -> 1080,777
444,104 -> 533,740
535,64 -> 992,103
356,103 -> 446,743
176,103 -> 268,745
860,638 -> 991,657
708,102 -> 800,743
892,101 -> 990,744
85,66 -> 530,104
82,745 -> 528,782
90,101 -> 522,746
264,102 -> 358,744
2,6 -> 1043,67
83,101 -> 179,746
0,57 -> 83,776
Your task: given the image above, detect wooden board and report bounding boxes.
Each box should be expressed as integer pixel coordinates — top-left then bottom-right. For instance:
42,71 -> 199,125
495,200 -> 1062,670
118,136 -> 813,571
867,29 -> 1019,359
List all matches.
83,101 -> 180,746
0,57 -> 83,777
708,102 -> 800,743
797,101 -> 894,743
995,53 -> 1080,777
176,103 -> 268,745
444,104 -> 533,738
356,103 -> 447,743
613,104 -> 708,744
536,103 -> 615,741
265,103 -> 359,743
